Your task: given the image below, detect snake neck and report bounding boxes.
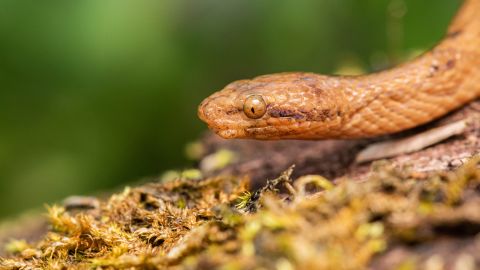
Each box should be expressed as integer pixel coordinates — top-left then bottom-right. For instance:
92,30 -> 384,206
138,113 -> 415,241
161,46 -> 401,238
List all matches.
337,0 -> 480,138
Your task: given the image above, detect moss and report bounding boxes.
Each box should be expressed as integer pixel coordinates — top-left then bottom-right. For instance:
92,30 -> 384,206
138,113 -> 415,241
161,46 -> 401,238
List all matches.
1,157 -> 480,269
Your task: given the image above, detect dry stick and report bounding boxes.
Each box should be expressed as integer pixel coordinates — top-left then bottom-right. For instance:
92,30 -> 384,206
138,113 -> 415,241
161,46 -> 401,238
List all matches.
355,120 -> 468,163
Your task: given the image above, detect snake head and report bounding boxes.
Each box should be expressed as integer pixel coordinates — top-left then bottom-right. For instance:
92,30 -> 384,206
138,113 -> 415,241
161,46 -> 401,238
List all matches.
198,72 -> 349,140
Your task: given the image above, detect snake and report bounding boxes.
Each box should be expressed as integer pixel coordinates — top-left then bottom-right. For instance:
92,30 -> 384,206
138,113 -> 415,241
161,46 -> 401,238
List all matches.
198,0 -> 480,140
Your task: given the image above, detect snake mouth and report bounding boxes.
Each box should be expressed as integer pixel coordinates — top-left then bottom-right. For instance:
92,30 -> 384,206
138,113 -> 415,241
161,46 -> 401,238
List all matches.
217,128 -> 246,139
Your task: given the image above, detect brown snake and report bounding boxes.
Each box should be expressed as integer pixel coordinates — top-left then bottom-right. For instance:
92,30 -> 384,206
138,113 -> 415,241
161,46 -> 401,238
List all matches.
198,0 -> 480,140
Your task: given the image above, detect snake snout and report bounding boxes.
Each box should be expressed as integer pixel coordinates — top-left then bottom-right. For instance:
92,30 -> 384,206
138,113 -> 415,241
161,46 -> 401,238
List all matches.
197,96 -> 228,129
197,99 -> 212,125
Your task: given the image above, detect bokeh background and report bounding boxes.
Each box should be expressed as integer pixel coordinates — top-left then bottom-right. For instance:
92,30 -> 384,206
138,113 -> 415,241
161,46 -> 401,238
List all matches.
0,0 -> 458,219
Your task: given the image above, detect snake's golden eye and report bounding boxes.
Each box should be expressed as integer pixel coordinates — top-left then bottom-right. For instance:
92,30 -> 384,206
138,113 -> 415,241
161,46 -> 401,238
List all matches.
243,95 -> 267,119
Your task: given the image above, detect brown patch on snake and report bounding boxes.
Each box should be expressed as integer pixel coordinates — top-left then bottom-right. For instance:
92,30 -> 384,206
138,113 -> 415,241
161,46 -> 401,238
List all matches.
269,108 -> 304,119
447,29 -> 462,39
303,109 -> 340,122
268,107 -> 341,122
318,109 -> 335,121
446,59 -> 456,69
297,75 -> 326,93
428,65 -> 440,77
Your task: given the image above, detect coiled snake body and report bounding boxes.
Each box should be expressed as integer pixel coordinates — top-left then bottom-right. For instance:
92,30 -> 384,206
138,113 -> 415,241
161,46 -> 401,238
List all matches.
198,0 -> 480,140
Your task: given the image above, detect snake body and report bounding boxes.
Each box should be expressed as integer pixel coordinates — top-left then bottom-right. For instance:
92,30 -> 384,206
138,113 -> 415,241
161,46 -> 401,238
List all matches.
198,0 -> 480,140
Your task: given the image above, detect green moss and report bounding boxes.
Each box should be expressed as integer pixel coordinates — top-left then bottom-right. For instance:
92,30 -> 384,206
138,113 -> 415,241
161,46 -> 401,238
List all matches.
1,157 -> 480,269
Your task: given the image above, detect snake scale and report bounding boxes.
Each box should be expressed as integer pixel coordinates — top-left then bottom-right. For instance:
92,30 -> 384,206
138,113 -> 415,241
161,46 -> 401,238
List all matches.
198,0 -> 480,140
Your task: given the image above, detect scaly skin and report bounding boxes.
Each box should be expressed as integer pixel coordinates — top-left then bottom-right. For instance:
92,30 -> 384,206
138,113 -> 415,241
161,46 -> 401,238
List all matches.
198,0 -> 480,140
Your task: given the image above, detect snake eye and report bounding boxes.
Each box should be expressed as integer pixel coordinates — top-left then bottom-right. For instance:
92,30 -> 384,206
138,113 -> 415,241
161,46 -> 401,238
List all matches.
243,95 -> 267,119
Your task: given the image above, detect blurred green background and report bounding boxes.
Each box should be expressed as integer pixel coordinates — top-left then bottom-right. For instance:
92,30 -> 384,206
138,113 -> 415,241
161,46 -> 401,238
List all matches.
0,0 -> 458,219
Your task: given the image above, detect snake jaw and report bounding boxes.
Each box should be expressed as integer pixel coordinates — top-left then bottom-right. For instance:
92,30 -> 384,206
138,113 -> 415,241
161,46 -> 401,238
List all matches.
217,129 -> 245,139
